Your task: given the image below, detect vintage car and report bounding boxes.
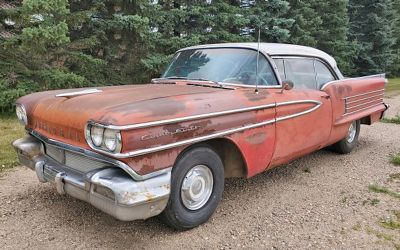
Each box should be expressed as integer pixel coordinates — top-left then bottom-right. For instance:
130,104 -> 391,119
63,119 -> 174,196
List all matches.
13,43 -> 389,230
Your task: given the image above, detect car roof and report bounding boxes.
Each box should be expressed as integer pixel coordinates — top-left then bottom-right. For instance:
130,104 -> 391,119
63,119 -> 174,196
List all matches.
179,43 -> 342,78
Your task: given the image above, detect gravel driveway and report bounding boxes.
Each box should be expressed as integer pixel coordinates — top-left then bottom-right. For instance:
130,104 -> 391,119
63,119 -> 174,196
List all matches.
1,97 -> 399,250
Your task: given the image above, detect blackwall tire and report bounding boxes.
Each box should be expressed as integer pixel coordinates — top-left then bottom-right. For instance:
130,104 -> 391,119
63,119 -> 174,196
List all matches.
330,120 -> 361,154
159,145 -> 224,230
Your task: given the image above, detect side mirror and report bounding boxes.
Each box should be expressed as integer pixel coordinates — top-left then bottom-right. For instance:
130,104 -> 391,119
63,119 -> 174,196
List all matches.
281,80 -> 294,92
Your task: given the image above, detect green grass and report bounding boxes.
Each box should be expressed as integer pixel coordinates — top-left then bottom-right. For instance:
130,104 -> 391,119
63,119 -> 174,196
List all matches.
368,184 -> 400,199
386,78 -> 400,95
390,154 -> 400,166
0,115 -> 25,173
382,116 -> 400,125
381,211 -> 400,230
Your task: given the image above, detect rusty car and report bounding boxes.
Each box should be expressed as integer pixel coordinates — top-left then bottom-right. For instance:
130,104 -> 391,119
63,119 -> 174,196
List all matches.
13,43 -> 389,230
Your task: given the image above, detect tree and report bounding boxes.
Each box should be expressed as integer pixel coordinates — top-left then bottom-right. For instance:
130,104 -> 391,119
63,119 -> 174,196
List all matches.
348,0 -> 396,76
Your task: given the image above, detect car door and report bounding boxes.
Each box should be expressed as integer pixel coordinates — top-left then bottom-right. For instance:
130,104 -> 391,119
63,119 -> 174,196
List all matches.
269,57 -> 334,167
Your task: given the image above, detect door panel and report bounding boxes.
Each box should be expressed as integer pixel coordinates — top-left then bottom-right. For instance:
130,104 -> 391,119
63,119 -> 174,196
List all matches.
269,89 -> 332,167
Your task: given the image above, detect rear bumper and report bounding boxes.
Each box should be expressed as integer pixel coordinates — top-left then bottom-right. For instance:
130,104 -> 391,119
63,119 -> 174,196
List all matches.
12,135 -> 171,221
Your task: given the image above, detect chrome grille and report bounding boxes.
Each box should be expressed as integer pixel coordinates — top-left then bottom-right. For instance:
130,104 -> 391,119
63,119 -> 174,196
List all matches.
45,143 -> 109,173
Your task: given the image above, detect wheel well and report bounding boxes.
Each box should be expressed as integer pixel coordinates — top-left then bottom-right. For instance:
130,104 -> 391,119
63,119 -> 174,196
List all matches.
203,138 -> 247,178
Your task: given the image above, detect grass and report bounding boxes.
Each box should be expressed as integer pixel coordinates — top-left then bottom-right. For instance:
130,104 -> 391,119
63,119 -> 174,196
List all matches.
368,184 -> 400,199
389,173 -> 400,180
381,211 -> 400,230
386,78 -> 400,95
382,116 -> 400,125
0,115 -> 25,173
390,154 -> 400,166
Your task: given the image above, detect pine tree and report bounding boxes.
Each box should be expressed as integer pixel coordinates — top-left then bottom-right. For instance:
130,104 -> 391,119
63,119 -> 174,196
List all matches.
349,0 -> 396,76
390,0 -> 400,76
286,0 -> 321,47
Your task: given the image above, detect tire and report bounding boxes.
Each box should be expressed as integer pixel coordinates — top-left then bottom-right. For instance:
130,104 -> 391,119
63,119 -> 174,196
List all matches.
330,120 -> 360,154
159,145 -> 224,230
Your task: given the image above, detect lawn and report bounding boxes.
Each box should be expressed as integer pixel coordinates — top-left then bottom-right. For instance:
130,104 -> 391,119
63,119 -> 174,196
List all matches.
0,115 -> 25,173
386,78 -> 400,96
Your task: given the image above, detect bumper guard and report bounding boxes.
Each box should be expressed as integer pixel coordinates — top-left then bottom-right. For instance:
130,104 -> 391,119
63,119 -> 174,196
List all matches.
13,135 -> 171,221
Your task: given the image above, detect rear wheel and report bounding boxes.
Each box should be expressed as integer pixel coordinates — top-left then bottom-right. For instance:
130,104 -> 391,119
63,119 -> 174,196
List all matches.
159,146 -> 224,230
330,120 -> 360,154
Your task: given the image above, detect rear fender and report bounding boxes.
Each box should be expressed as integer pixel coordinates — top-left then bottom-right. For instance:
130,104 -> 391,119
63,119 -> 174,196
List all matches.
321,75 -> 387,145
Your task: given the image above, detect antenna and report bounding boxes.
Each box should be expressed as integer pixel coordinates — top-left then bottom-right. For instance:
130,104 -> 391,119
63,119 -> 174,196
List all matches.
255,27 -> 261,94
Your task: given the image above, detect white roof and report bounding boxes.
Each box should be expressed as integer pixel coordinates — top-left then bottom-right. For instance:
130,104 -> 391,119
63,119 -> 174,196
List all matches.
179,43 -> 343,78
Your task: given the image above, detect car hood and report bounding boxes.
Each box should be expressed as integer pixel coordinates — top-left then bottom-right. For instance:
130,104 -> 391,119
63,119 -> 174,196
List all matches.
17,83 -> 230,147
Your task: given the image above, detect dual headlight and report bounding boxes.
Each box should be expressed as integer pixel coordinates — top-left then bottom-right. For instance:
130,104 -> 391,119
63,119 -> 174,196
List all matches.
87,125 -> 122,153
16,104 -> 28,125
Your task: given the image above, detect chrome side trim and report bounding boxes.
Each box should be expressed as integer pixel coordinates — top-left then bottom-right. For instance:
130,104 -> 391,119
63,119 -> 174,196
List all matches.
320,74 -> 386,90
276,100 -> 321,107
342,89 -> 385,100
343,103 -> 384,116
28,129 -> 171,181
276,101 -> 322,122
89,103 -> 276,130
345,99 -> 383,111
88,100 -> 321,159
346,93 -> 384,104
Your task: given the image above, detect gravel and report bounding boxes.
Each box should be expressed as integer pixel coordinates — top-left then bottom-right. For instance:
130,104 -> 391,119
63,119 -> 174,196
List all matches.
1,96 -> 400,250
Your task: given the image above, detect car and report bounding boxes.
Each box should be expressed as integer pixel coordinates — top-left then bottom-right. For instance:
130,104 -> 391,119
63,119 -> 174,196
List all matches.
13,43 -> 389,230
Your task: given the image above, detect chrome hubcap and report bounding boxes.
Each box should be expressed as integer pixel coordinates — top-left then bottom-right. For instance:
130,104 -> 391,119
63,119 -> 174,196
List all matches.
346,122 -> 357,143
181,165 -> 213,210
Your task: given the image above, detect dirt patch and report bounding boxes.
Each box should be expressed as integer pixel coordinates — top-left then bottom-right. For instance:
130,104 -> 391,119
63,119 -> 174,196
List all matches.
1,97 -> 400,249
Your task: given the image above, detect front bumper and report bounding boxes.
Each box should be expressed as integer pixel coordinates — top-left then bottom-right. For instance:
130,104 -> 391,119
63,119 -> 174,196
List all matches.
13,135 -> 171,221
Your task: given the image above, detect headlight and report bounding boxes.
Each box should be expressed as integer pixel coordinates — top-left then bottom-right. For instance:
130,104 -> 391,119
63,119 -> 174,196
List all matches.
104,129 -> 120,152
90,126 -> 104,147
16,104 -> 28,125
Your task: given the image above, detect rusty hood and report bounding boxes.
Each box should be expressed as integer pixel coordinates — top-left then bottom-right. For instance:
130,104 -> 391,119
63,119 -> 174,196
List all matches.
18,83 -> 229,147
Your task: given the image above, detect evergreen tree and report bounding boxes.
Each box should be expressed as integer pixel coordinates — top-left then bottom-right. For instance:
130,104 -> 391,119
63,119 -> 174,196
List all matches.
349,0 -> 396,76
390,0 -> 400,76
286,0 -> 321,47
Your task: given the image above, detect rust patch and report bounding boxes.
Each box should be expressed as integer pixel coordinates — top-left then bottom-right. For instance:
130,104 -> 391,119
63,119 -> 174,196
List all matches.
245,132 -> 267,145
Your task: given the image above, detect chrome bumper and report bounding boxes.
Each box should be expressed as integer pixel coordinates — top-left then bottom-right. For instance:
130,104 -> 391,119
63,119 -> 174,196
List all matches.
12,135 -> 171,221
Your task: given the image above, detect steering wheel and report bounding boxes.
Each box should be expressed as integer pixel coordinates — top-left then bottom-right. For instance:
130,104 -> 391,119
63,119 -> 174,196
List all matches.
222,71 -> 269,85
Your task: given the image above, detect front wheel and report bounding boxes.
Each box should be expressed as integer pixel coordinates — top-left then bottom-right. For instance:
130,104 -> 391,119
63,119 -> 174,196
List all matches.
159,145 -> 224,230
330,120 -> 360,154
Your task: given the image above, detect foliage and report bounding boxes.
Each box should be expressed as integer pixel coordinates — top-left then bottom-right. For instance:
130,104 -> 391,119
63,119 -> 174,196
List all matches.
0,116 -> 25,173
348,0 -> 396,76
0,0 -> 399,113
390,154 -> 400,166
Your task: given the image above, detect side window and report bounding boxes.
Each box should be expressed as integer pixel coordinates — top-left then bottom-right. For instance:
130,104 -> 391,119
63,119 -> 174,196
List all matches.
315,60 -> 335,88
273,59 -> 286,81
283,58 -> 317,89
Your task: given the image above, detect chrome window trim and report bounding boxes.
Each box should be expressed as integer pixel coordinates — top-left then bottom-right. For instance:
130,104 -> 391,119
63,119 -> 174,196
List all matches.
271,56 -> 339,81
166,47 -> 284,87
29,129 -> 171,181
86,100 -> 321,159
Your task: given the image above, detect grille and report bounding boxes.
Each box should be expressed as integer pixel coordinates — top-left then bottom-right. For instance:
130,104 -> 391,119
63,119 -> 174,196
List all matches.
344,89 -> 384,115
45,143 -> 109,173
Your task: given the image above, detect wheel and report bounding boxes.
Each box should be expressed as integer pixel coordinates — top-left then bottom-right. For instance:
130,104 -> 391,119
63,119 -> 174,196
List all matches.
159,145 -> 224,230
330,120 -> 360,154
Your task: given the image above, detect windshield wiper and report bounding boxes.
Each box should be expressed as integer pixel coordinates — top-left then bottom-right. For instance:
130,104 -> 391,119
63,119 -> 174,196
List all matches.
153,76 -> 226,88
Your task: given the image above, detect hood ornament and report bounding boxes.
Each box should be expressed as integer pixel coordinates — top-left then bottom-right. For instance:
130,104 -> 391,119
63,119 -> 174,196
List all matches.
56,89 -> 102,98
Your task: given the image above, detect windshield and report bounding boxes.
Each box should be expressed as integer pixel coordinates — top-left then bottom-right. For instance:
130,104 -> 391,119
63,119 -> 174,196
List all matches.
162,48 -> 278,86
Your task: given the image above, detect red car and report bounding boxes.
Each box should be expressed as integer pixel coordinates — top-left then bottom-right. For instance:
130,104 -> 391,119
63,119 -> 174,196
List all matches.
13,43 -> 388,230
